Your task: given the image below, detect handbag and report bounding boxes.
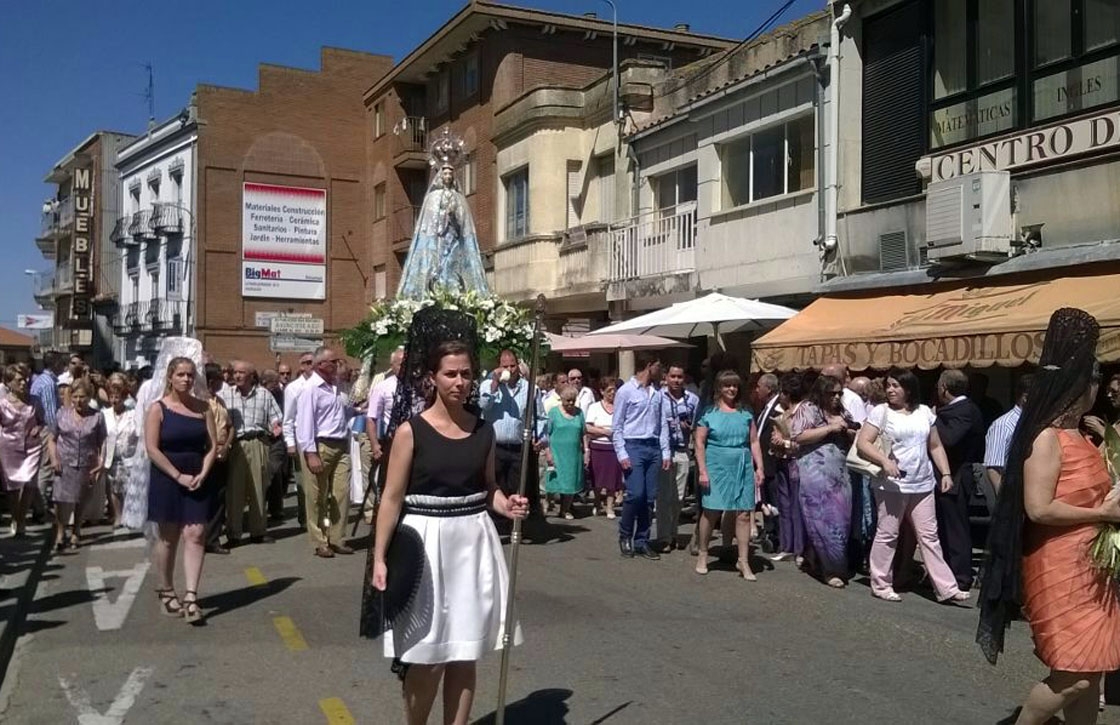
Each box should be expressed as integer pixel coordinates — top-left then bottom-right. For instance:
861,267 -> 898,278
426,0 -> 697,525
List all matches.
846,424 -> 893,477
359,523 -> 426,640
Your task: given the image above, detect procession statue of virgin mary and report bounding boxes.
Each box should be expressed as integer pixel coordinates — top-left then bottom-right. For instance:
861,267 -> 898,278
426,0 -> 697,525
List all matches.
396,128 -> 490,299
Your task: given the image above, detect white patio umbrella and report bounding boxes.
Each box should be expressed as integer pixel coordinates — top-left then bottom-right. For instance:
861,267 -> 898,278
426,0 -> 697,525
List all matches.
545,332 -> 691,353
586,292 -> 796,344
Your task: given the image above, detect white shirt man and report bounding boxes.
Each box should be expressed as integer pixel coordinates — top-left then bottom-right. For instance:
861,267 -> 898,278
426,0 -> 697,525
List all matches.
568,368 -> 596,415
282,352 -> 316,454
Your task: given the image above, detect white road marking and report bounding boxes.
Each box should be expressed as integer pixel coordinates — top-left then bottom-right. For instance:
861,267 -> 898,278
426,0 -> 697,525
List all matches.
85,563 -> 149,631
59,666 -> 153,725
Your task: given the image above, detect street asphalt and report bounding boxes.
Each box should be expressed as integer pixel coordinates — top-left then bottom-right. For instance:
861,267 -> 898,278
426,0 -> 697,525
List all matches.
0,498 -> 1115,724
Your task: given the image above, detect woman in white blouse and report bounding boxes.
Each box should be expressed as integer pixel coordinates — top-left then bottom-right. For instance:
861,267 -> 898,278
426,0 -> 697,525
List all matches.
102,374 -> 140,529
585,378 -> 623,518
856,368 -> 969,604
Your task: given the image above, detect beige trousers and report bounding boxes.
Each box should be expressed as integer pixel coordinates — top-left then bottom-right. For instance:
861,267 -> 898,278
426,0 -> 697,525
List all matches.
227,438 -> 269,538
301,440 -> 351,548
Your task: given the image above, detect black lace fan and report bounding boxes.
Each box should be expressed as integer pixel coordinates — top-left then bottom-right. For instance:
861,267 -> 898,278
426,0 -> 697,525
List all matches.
359,306 -> 481,640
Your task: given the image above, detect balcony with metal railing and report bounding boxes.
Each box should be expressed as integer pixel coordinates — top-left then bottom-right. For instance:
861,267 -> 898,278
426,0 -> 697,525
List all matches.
608,201 -> 698,283
55,263 -> 73,293
152,203 -> 184,234
393,117 -> 428,169
31,270 -> 56,307
128,209 -> 156,240
110,215 -> 135,247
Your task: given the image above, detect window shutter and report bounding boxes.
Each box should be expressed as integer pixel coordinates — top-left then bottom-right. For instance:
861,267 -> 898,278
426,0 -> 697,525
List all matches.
862,1 -> 924,204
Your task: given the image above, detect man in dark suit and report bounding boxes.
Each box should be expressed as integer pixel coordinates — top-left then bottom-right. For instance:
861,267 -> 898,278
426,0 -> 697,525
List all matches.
754,373 -> 782,554
934,369 -> 985,592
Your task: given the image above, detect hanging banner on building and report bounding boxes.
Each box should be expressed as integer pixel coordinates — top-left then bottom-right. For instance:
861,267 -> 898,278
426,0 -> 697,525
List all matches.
70,164 -> 94,324
242,183 -> 326,264
242,262 -> 326,300
17,313 -> 54,330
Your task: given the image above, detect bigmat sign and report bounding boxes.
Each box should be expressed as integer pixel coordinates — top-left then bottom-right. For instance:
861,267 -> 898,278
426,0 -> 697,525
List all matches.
241,183 -> 326,300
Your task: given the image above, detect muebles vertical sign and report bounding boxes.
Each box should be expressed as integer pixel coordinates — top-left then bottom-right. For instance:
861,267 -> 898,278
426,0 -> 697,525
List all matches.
70,165 -> 93,324
241,183 -> 326,299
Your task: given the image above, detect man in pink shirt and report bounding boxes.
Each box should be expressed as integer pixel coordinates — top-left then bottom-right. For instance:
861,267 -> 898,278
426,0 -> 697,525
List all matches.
295,346 -> 353,559
362,348 -> 404,522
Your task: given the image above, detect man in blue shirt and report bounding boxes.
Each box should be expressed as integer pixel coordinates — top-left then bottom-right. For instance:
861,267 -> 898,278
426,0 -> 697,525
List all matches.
480,349 -> 542,518
656,364 -> 699,552
612,351 -> 670,559
29,351 -> 67,521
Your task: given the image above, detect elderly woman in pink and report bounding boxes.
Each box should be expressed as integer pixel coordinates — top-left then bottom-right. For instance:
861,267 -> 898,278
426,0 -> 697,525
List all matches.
0,365 -> 46,537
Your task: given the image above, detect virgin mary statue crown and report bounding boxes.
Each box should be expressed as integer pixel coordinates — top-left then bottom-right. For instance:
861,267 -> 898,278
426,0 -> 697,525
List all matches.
428,128 -> 465,170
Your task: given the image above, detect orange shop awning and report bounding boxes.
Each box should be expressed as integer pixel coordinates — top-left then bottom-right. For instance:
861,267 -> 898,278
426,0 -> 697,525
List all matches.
751,271 -> 1120,372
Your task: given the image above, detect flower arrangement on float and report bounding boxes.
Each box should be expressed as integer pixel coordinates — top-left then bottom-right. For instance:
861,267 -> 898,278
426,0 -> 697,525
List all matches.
341,286 -> 543,366
1088,425 -> 1120,578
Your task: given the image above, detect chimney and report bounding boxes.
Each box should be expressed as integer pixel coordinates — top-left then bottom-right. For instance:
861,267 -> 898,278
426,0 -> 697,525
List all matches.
583,11 -> 597,18
674,23 -> 691,32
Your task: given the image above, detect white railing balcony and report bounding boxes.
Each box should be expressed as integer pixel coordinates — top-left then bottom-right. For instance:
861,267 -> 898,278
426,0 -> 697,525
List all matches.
609,201 -> 698,282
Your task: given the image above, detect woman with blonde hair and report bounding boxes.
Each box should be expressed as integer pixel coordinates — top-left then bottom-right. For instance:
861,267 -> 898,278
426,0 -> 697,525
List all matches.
145,357 -> 218,624
694,369 -> 764,579
47,378 -> 105,551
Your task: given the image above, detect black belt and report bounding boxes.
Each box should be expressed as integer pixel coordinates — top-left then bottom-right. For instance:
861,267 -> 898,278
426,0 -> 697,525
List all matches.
317,437 -> 347,445
402,499 -> 487,517
237,432 -> 269,442
496,442 -> 522,450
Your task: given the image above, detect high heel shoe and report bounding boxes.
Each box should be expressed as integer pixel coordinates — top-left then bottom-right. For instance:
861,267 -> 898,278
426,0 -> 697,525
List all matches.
155,588 -> 183,617
736,559 -> 757,582
181,590 -> 203,624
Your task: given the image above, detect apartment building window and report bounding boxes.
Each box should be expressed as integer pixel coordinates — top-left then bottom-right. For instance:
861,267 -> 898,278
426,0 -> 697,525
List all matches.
433,71 -> 450,115
374,265 -> 387,300
374,183 -> 386,220
504,168 -> 529,241
171,171 -> 183,205
130,275 -> 139,303
167,258 -> 183,300
374,101 -> 385,138
720,115 -> 814,208
150,268 -> 160,298
462,154 -> 476,196
654,165 -> 697,213
457,53 -> 479,98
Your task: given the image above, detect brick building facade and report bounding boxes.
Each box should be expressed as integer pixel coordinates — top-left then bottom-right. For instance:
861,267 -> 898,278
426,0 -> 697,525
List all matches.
364,2 -> 731,298
194,48 -> 394,368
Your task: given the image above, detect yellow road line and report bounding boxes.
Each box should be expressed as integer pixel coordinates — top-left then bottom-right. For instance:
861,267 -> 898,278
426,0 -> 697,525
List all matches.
273,616 -> 308,652
319,697 -> 355,725
244,566 -> 268,587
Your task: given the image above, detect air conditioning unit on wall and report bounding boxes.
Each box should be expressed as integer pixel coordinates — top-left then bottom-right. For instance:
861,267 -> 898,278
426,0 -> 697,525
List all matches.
925,170 -> 1013,263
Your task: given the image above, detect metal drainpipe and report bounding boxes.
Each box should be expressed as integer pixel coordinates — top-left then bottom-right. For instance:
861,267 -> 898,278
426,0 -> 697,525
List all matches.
824,3 -> 852,253
813,56 -> 826,266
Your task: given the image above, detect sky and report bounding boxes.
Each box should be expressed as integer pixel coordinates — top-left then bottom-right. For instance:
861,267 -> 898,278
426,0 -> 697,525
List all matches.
0,0 -> 823,334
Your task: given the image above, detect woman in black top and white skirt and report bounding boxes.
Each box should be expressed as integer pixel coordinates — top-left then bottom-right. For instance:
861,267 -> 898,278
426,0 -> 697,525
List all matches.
373,339 -> 528,725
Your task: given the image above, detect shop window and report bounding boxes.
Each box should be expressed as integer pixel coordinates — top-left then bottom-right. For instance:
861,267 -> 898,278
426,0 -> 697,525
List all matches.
1087,0 -> 1120,52
655,165 -> 697,214
373,183 -> 386,221
504,168 -> 529,241
719,115 -> 814,208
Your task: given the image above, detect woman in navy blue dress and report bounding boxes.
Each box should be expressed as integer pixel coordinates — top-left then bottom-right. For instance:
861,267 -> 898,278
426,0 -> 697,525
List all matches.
145,356 -> 218,624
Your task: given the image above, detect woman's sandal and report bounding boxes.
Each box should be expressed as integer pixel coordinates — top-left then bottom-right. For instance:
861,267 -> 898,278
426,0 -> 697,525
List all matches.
156,588 -> 183,617
736,559 -> 757,582
181,590 -> 203,624
946,591 -> 971,604
825,576 -> 847,589
873,590 -> 902,602
694,559 -> 709,575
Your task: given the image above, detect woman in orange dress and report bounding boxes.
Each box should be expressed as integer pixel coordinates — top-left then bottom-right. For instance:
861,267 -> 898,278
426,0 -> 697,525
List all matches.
978,308 -> 1120,725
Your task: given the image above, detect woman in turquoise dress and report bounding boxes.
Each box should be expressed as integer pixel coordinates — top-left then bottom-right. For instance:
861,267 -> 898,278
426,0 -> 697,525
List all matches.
544,386 -> 587,519
694,370 -> 764,580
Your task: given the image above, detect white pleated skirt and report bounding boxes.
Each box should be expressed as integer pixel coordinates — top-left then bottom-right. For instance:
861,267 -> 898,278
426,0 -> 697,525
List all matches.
384,493 -> 523,664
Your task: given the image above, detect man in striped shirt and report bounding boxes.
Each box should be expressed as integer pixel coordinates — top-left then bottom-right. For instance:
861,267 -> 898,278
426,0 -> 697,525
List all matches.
983,373 -> 1033,495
